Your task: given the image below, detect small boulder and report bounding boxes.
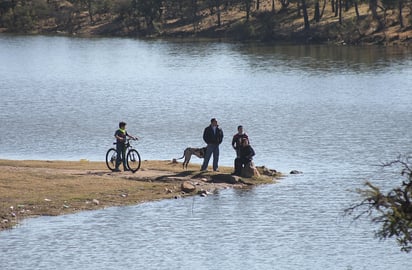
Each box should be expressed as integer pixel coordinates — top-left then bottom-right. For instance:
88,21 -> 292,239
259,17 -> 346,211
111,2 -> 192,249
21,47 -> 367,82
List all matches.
181,181 -> 196,193
258,166 -> 278,176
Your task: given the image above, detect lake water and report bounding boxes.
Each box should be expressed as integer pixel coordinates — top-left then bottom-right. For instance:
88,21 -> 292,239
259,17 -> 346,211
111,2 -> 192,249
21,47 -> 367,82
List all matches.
1,35 -> 412,269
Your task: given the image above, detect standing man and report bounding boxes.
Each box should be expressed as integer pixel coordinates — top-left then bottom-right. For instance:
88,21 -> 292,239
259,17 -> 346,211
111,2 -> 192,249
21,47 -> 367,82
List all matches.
232,125 -> 249,158
201,118 -> 224,172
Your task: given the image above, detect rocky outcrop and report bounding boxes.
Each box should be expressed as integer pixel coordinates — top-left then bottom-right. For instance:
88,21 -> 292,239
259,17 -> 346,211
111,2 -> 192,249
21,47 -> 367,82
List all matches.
257,166 -> 278,177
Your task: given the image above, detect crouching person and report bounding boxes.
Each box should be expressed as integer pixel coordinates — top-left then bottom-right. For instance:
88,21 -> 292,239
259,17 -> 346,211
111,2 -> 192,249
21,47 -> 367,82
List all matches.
233,138 -> 255,176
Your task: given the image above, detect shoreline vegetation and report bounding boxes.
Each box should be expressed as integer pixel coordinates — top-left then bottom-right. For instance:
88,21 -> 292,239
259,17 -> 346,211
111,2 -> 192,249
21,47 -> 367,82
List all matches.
0,1 -> 411,45
0,159 -> 281,231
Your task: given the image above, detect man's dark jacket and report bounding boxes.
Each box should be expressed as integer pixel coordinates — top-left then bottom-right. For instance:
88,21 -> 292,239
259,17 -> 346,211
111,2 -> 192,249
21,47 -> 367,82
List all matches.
203,125 -> 224,145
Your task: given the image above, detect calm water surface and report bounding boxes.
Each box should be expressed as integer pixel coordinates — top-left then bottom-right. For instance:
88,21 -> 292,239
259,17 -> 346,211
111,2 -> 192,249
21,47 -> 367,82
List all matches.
1,35 -> 412,269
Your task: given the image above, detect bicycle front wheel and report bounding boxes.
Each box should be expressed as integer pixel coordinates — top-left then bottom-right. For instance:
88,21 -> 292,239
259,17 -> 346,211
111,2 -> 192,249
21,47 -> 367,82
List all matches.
126,149 -> 141,173
106,148 -> 117,171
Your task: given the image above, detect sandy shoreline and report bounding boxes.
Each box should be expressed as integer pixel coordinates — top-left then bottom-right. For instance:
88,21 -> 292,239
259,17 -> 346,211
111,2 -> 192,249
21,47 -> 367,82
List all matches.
0,159 -> 279,231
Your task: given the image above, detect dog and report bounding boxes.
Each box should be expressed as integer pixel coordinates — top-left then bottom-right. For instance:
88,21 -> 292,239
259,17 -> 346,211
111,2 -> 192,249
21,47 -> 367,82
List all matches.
176,147 -> 207,169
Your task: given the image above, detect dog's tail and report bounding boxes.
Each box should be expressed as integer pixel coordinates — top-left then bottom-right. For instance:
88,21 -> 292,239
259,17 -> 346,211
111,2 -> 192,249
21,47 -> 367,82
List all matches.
175,150 -> 186,160
175,155 -> 185,160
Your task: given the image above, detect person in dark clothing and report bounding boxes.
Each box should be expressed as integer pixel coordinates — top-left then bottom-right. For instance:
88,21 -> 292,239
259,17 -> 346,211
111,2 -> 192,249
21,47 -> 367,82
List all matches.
201,118 -> 224,171
232,125 -> 249,158
233,138 -> 255,176
114,121 -> 137,172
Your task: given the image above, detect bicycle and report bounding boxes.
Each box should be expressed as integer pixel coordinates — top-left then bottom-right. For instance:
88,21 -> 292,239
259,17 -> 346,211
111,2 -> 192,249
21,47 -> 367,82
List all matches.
106,138 -> 141,173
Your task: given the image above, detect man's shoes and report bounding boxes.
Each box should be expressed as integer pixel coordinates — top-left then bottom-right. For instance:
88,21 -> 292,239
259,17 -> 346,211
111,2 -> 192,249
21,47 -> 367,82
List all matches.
124,168 -> 130,171
113,168 -> 121,172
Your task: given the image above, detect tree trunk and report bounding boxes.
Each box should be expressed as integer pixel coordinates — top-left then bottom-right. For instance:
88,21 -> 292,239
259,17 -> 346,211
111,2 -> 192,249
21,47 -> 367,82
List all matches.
369,0 -> 378,19
192,0 -> 198,32
272,0 -> 275,13
335,0 -> 339,17
301,0 -> 310,31
320,0 -> 327,18
354,2 -> 360,20
399,0 -> 404,28
246,0 -> 251,22
314,0 -> 320,22
369,0 -> 384,30
87,0 -> 94,24
246,0 -> 254,21
216,0 -> 221,26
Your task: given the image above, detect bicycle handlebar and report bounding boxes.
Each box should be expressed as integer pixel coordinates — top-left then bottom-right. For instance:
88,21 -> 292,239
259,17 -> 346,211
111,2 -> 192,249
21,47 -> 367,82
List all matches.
112,137 -> 139,145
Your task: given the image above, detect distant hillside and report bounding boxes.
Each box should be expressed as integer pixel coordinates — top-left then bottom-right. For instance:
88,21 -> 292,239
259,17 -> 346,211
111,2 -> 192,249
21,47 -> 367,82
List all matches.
1,0 -> 411,45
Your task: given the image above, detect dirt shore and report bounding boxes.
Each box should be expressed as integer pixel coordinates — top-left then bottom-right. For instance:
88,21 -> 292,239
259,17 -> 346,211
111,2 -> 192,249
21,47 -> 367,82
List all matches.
0,159 -> 280,231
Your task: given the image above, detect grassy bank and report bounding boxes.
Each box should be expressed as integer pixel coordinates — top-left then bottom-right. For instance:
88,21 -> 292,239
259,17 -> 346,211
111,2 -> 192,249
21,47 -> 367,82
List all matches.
0,159 -> 279,231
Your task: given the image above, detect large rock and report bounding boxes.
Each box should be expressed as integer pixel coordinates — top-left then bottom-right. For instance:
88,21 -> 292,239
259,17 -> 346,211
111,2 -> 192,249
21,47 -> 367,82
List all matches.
181,181 -> 196,193
241,162 -> 260,178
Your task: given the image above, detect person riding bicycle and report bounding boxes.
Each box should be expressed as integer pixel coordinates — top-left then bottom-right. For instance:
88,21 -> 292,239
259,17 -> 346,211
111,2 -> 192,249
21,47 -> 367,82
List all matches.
114,121 -> 137,172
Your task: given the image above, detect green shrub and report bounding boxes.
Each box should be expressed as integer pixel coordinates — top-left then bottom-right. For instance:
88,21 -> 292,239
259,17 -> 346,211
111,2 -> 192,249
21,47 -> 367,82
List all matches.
227,21 -> 256,40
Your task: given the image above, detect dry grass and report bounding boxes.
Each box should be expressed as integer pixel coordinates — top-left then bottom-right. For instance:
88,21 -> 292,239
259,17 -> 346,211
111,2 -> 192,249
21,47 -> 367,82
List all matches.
0,159 -> 279,231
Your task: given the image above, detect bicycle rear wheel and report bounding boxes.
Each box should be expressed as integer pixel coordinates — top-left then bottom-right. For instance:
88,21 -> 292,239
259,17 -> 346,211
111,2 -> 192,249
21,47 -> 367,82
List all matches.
106,148 -> 117,171
126,149 -> 141,173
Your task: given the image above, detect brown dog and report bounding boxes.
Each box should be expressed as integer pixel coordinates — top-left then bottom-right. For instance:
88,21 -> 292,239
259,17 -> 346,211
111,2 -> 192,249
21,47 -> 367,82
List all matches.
176,147 -> 207,169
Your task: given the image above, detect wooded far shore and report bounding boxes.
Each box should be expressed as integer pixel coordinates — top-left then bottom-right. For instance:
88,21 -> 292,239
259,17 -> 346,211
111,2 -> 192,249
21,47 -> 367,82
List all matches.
0,1 -> 411,45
